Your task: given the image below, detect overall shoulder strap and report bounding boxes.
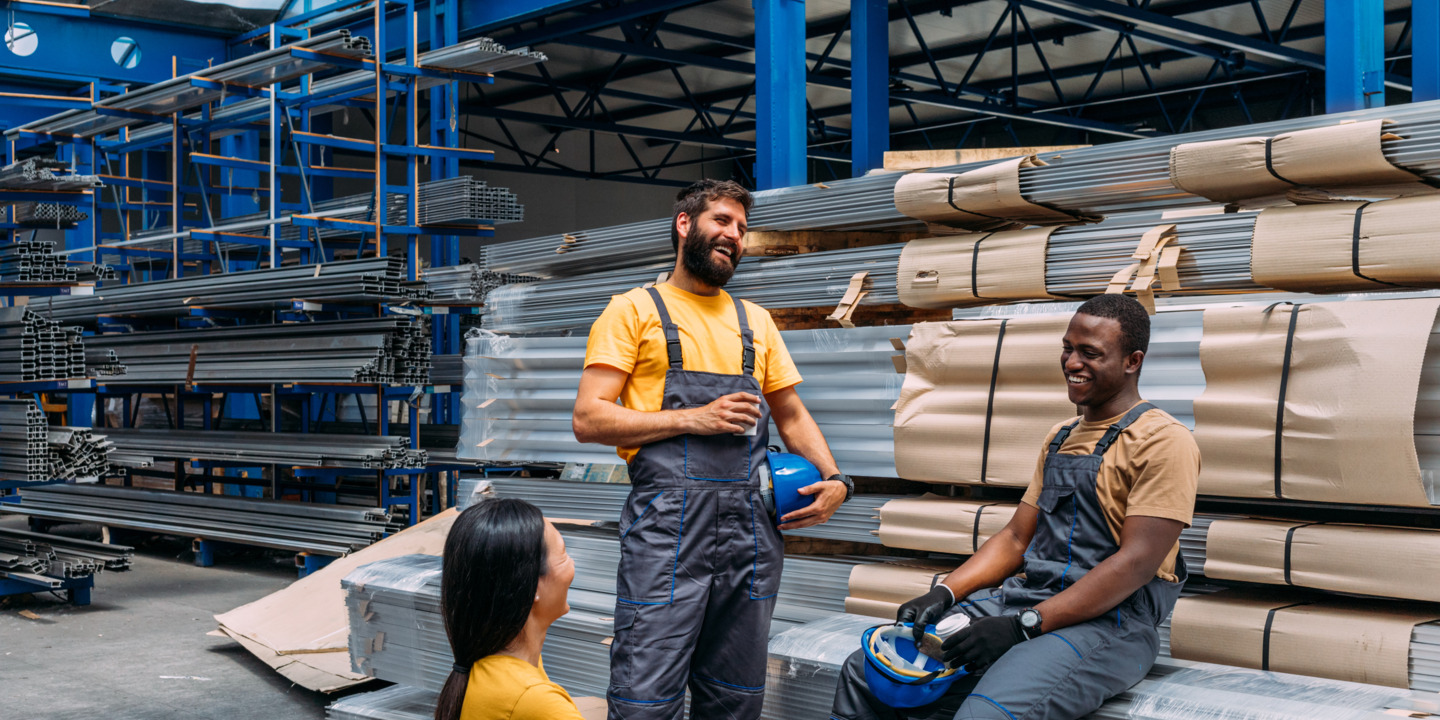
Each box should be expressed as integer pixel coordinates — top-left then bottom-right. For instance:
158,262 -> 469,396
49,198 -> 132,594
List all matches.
1048,420 -> 1082,453
645,286 -> 684,369
732,295 -> 756,374
1092,402 -> 1160,457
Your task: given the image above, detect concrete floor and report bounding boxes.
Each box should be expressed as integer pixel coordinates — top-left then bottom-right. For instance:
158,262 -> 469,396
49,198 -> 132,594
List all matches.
0,515 -> 366,719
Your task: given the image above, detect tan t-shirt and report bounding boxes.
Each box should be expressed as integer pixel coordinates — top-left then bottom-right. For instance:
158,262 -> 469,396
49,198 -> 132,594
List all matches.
1020,402 -> 1200,582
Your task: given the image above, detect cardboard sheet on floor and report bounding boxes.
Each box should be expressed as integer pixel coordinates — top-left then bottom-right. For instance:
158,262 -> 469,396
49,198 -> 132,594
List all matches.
877,494 -> 1018,554
1169,589 -> 1440,688
1192,298 -> 1440,506
1251,195 -> 1440,293
213,508 -> 459,692
896,228 -> 1063,309
894,316 -> 1074,486
1202,518 -> 1440,603
893,155 -> 1093,231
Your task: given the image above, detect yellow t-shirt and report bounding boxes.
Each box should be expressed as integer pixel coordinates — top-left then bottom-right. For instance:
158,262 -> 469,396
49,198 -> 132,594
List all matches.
1019,402 -> 1200,583
584,283 -> 803,462
460,654 -> 583,720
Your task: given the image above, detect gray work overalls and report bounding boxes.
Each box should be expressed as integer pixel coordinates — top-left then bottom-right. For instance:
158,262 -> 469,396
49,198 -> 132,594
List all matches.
607,287 -> 784,720
833,402 -> 1186,720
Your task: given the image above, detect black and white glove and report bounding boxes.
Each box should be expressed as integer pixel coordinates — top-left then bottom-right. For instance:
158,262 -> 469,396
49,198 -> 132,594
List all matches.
940,615 -> 1027,671
895,585 -> 954,643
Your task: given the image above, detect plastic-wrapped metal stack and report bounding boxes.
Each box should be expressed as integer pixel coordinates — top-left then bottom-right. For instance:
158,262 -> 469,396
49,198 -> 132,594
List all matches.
2,484 -> 402,556
0,157 -> 102,191
10,202 -> 89,229
39,258 -> 426,323
84,317 -> 431,384
344,554 -> 449,689
326,685 -> 436,720
0,238 -> 79,283
101,428 -> 426,469
0,307 -> 87,382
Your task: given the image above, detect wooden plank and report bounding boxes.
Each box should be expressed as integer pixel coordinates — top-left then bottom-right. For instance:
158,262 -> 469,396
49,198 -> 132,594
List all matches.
882,146 -> 1091,171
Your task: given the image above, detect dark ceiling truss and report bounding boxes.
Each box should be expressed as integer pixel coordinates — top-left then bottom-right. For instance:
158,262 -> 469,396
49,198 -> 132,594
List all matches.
470,0 -> 1415,186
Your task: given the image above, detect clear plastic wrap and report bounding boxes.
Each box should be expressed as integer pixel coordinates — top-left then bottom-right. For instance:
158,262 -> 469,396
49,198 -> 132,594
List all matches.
763,613 -> 880,720
326,684 -> 437,720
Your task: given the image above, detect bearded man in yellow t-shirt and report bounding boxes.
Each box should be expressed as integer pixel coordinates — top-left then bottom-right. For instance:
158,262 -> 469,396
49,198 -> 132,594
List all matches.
573,179 -> 852,720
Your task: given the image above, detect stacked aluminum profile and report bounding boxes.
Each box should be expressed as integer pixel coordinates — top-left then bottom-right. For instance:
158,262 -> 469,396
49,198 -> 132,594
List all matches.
11,202 -> 89,229
326,685 -> 436,720
1043,211 -> 1262,297
2,484 -> 402,556
422,263 -> 539,304
0,238 -> 79,283
386,176 -> 524,225
84,317 -> 432,385
0,527 -> 132,584
459,324 -> 908,475
101,428 -> 426,469
39,258 -> 427,323
344,554 -> 448,689
0,158 -> 102,191
74,263 -> 117,283
482,244 -> 904,334
429,354 -> 464,385
47,426 -> 114,480
418,36 -> 546,73
0,399 -> 49,482
0,307 -> 87,382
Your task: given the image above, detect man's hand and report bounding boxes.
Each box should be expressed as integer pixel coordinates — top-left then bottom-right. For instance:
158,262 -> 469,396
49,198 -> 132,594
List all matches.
895,585 -> 955,642
684,392 -> 762,435
777,478 -> 846,530
940,615 -> 1026,671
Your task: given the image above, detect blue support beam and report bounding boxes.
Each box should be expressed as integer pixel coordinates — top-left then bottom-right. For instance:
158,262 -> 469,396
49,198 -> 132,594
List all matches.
0,8 -> 229,86
753,0 -> 807,189
1416,1 -> 1440,102
850,0 -> 888,175
466,0 -> 596,29
1326,0 -> 1385,113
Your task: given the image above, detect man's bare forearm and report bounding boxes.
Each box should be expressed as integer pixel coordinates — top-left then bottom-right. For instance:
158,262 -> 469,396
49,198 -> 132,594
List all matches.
573,398 -> 692,447
940,526 -> 1028,601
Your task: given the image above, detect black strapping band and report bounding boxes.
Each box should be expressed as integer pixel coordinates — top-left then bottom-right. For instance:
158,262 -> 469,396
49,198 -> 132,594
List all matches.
1349,202 -> 1403,288
1263,138 -> 1297,186
971,503 -> 998,553
946,177 -> 1010,224
1270,303 -> 1302,499
1283,522 -> 1322,586
969,233 -> 995,301
1262,602 -> 1311,671
979,319 -> 1009,485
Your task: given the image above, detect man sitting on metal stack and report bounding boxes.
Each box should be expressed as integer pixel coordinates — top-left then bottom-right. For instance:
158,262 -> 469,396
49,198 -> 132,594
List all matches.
832,293 -> 1201,720
573,179 -> 853,720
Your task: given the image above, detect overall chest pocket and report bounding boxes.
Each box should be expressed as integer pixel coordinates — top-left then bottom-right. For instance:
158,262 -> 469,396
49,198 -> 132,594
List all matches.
680,404 -> 753,481
1038,455 -> 1096,513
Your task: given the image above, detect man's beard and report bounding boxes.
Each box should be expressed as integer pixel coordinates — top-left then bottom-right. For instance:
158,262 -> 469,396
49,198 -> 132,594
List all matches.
680,224 -> 741,287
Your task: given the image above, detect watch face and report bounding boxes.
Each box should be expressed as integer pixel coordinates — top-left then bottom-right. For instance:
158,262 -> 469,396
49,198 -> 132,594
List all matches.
1021,610 -> 1040,628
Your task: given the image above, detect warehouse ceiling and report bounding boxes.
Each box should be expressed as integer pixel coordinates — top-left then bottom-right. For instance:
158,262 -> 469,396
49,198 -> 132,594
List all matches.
470,0 -> 1415,186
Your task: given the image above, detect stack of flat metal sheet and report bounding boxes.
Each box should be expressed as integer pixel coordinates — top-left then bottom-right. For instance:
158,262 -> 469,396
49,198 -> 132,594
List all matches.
0,158 -> 101,191
4,307 -> 87,383
2,484 -> 401,556
85,317 -> 431,385
0,526 -> 132,584
459,324 -> 908,476
38,258 -> 426,323
0,238 -> 78,283
326,684 -> 436,720
0,399 -> 50,482
100,428 -> 426,469
11,202 -> 89,229
481,245 -> 903,334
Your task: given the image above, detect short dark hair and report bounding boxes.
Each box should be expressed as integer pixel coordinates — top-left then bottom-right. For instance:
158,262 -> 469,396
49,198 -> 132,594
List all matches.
671,179 -> 752,251
1075,294 -> 1150,356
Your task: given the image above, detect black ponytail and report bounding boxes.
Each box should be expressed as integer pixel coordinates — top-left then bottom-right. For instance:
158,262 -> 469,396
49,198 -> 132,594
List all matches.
434,498 -> 549,720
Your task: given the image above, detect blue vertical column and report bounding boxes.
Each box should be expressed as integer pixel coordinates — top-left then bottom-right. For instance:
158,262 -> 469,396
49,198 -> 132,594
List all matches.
753,0 -> 807,189
850,0 -> 888,175
1416,1 -> 1440,102
1325,0 -> 1385,112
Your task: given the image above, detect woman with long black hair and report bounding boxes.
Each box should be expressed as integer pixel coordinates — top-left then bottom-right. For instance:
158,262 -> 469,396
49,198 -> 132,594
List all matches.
434,497 -> 583,720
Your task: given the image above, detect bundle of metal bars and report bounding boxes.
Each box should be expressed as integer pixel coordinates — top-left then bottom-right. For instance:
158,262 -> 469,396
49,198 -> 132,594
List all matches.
482,244 -> 904,334
73,263 -> 116,283
0,238 -> 79,283
1,484 -> 402,556
460,324 -> 908,476
416,36 -> 546,73
38,258 -> 426,323
0,307 -> 87,382
0,399 -> 49,482
0,158 -> 101,191
9,30 -> 370,140
84,317 -> 432,384
1043,211 -> 1260,297
429,354 -> 464,385
0,527 -> 132,583
11,202 -> 89,228
421,264 -> 539,304
47,426 -> 114,480
326,685 -> 436,720
99,428 -> 426,469
385,176 -> 524,225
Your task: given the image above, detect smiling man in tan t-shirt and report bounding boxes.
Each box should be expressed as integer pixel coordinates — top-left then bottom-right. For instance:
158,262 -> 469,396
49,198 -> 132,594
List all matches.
832,293 -> 1200,720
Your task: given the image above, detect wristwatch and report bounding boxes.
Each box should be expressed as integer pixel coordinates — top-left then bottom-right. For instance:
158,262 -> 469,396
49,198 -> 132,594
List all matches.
826,473 -> 854,502
1018,608 -> 1044,639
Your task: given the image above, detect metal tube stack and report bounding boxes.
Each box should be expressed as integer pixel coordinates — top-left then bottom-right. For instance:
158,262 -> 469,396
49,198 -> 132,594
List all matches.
386,176 -> 524,225
101,428 -> 426,469
417,36 -> 546,73
0,238 -> 80,283
0,307 -> 88,381
0,527 -> 132,586
0,158 -> 102,191
0,399 -> 49,482
11,202 -> 90,229
84,317 -> 432,385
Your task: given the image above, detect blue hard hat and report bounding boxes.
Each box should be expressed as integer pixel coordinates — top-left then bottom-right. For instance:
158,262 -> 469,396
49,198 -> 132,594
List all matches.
860,624 -> 965,709
759,450 -> 819,524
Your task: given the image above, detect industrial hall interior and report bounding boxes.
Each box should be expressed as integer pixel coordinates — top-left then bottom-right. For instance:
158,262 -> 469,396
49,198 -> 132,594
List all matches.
8,0 -> 1440,718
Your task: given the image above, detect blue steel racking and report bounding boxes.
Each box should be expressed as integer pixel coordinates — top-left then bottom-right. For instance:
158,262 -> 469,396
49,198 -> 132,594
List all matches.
0,0 -> 511,546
